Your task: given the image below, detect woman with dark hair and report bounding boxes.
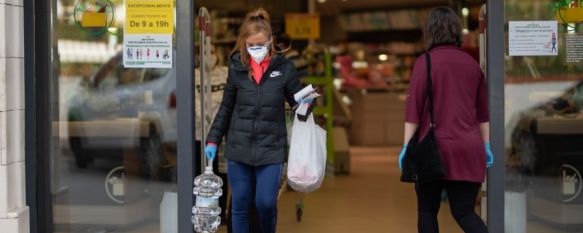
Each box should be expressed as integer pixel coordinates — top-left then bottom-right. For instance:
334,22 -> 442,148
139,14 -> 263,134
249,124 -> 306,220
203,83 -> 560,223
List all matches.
203,8 -> 307,233
399,7 -> 491,233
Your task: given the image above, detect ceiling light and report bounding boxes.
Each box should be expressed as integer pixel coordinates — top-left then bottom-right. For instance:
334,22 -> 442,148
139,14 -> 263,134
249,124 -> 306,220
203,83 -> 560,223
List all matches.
318,0 -> 326,3
378,54 -> 388,61
462,8 -> 469,17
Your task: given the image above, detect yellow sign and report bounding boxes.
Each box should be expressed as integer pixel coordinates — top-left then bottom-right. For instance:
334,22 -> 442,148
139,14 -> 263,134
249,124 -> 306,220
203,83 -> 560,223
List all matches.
556,8 -> 583,23
81,12 -> 107,27
285,14 -> 320,39
125,0 -> 174,34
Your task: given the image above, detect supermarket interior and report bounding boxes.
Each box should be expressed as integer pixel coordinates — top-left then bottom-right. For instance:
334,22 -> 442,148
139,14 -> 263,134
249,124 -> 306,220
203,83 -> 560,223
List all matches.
196,0 -> 488,232
44,0 -> 583,232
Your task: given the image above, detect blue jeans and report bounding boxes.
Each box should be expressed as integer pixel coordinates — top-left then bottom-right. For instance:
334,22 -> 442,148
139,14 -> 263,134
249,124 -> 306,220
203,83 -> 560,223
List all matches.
228,160 -> 283,233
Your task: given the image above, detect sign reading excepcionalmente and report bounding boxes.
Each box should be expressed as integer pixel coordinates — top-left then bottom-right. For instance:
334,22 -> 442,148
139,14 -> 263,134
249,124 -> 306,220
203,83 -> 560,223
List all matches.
123,0 -> 174,68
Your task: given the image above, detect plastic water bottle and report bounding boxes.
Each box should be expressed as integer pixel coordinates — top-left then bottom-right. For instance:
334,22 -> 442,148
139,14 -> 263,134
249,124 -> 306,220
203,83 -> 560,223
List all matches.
192,163 -> 223,233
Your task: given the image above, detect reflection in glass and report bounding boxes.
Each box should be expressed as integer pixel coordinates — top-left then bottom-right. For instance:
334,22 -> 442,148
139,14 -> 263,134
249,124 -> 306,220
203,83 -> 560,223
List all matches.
505,1 -> 583,232
51,0 -> 177,232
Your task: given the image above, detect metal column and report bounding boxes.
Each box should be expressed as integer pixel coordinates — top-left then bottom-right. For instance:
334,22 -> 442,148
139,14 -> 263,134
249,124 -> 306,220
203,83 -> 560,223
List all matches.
176,0 -> 196,231
487,0 -> 505,232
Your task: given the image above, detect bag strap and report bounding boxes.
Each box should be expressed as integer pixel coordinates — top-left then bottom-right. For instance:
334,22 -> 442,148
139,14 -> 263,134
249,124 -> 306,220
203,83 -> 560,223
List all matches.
425,52 -> 435,127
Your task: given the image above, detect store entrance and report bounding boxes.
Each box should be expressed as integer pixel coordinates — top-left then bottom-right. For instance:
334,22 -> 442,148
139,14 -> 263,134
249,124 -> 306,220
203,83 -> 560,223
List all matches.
200,0 -> 489,232
34,0 -> 491,232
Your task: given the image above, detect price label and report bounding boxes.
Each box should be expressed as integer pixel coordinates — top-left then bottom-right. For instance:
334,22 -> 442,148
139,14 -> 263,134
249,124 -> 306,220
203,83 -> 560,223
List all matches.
285,14 -> 320,39
125,0 -> 174,34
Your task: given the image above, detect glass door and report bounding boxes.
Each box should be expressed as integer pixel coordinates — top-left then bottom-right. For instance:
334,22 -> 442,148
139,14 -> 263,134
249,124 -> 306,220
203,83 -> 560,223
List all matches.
47,0 -> 182,232
504,1 -> 583,232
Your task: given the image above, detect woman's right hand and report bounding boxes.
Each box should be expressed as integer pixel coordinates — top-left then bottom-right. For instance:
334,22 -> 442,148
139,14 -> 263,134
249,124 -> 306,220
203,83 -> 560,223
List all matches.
485,143 -> 494,168
205,143 -> 218,161
398,144 -> 408,170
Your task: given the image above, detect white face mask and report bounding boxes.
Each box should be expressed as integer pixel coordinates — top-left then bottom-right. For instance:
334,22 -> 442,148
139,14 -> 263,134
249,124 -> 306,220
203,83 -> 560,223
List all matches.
247,45 -> 269,63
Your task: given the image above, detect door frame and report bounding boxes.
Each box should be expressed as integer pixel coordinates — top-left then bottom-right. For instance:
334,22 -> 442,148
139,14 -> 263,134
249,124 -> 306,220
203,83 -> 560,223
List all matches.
25,0 -> 53,232
176,0 -> 197,232
486,0 -> 505,232
25,0 -> 198,232
24,0 -> 505,232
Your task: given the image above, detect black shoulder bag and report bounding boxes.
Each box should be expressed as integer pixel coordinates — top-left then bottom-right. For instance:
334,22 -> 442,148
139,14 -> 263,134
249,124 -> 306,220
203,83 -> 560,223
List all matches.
400,52 -> 446,183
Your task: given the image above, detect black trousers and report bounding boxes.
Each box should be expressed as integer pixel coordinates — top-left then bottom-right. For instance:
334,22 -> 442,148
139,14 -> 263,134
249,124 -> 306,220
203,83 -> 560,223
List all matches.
415,180 -> 488,233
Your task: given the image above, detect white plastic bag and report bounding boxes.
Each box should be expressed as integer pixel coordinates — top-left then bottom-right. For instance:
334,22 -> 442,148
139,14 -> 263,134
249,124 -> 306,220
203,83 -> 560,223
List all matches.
287,102 -> 327,193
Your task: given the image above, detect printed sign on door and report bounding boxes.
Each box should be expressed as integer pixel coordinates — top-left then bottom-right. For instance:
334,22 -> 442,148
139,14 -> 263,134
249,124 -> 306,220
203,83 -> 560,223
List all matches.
123,0 -> 174,68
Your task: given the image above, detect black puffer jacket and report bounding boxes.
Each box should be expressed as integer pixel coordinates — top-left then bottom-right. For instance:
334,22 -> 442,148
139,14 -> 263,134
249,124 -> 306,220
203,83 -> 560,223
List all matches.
207,53 -> 303,166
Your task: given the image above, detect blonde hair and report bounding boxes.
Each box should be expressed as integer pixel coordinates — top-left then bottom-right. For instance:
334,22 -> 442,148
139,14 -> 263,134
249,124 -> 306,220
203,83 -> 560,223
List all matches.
232,8 -> 276,70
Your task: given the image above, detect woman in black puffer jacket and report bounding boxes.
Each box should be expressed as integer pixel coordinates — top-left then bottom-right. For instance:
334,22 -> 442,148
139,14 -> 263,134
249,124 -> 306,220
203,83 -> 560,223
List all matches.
203,8 -> 306,233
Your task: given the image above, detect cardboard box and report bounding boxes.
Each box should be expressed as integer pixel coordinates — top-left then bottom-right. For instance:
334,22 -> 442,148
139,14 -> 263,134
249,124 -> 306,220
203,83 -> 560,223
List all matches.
334,151 -> 350,175
349,90 -> 406,146
333,127 -> 351,175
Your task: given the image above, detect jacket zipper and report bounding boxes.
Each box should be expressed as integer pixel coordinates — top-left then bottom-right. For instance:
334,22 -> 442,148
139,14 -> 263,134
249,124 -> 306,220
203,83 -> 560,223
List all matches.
253,85 -> 261,164
250,59 -> 281,164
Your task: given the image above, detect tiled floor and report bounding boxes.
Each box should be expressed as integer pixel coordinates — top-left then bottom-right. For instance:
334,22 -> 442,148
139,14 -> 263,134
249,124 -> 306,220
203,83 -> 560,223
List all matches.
274,147 -> 466,233
55,146 -> 576,233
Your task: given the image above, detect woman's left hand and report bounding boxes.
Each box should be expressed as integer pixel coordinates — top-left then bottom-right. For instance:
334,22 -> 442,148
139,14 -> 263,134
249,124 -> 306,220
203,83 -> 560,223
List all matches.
485,143 -> 494,168
300,97 -> 313,104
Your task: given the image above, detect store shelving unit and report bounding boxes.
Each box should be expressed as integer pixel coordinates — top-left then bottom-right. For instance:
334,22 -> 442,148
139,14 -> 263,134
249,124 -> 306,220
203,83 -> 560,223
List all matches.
304,52 -> 335,164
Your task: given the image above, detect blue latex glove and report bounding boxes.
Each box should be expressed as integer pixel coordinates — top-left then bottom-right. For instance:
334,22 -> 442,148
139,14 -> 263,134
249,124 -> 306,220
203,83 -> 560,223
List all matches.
485,143 -> 494,168
299,97 -> 313,104
204,144 -> 217,161
398,144 -> 408,170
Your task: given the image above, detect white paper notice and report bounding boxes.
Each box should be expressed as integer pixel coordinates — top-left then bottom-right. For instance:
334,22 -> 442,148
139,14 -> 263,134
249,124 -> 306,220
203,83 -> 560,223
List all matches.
123,34 -> 173,68
566,34 -> 583,63
509,21 -> 558,56
123,0 -> 174,68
